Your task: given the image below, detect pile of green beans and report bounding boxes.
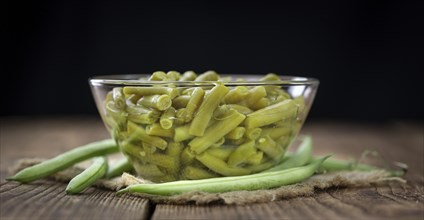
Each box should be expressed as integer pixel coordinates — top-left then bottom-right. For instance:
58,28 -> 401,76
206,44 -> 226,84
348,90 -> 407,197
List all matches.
7,136 -> 404,196
102,71 -> 306,182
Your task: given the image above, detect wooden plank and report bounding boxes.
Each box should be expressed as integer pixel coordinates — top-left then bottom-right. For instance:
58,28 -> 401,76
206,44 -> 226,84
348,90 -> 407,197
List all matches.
0,180 -> 151,220
152,182 -> 423,220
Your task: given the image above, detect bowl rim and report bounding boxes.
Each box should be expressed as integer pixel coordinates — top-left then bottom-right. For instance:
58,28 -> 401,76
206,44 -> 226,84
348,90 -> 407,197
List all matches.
89,74 -> 319,86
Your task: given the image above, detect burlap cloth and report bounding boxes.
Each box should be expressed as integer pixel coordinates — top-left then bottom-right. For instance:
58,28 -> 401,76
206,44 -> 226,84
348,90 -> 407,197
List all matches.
10,158 -> 405,205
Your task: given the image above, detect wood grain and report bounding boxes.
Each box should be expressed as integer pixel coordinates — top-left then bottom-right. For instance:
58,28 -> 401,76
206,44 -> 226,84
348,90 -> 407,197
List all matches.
0,180 -> 151,220
1,117 -> 423,220
152,183 -> 423,220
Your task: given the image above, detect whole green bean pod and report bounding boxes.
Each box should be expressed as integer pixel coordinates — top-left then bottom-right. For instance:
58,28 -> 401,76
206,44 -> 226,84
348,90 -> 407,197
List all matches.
66,156 -> 108,194
116,156 -> 329,196
7,139 -> 118,183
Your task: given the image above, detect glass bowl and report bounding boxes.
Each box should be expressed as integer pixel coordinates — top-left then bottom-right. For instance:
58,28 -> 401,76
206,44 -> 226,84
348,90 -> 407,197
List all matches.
89,72 -> 319,182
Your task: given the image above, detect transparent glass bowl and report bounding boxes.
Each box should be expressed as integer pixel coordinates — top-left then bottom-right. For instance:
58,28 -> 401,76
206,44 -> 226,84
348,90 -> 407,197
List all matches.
89,73 -> 319,182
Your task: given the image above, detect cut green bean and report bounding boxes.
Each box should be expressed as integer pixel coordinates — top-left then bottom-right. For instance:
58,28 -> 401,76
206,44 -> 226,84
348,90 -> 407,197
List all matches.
196,152 -> 251,176
227,141 -> 256,167
227,104 -> 253,115
146,123 -> 174,138
149,71 -> 167,81
7,139 -> 118,183
166,71 -> 181,81
180,87 -> 205,122
179,70 -> 197,81
246,151 -> 263,165
245,127 -> 262,140
250,97 -> 270,110
116,156 -> 329,196
123,87 -> 179,99
189,84 -> 229,136
172,95 -> 190,109
106,157 -> 133,179
137,94 -> 172,111
174,124 -> 194,142
160,107 -> 176,129
182,166 -> 219,180
261,127 -> 292,140
189,109 -> 246,154
245,99 -> 297,129
112,87 -> 126,110
223,86 -> 249,104
133,163 -> 166,177
127,121 -> 168,150
206,146 -> 235,161
225,127 -> 246,140
195,70 -> 219,81
66,156 -> 108,194
246,86 -> 267,107
258,135 -> 285,161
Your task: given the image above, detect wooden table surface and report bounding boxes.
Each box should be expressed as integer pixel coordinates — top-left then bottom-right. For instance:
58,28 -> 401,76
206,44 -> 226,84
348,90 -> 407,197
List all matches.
0,117 -> 423,220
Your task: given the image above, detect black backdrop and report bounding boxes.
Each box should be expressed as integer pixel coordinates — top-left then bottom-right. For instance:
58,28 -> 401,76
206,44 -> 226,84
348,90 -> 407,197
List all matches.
4,0 -> 423,121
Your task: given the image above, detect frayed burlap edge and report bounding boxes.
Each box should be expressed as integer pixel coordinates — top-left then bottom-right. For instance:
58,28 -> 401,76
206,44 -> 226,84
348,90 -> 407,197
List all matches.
9,158 -> 406,205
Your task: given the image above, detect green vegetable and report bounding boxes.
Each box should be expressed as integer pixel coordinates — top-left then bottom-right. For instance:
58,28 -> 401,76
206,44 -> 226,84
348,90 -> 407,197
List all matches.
7,139 -> 118,183
189,84 -> 229,136
264,135 -> 313,172
116,156 -> 329,196
189,109 -> 246,154
66,157 -> 108,194
106,157 -> 133,179
105,71 -> 306,181
244,99 -> 298,129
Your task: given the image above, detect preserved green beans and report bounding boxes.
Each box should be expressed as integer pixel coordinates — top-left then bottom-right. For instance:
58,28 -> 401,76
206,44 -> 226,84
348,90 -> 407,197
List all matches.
101,71 -> 307,182
189,84 -> 229,136
189,109 -> 245,154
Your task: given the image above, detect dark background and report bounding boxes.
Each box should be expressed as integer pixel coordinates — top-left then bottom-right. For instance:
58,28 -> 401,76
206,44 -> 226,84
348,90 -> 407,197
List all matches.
4,0 -> 423,121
